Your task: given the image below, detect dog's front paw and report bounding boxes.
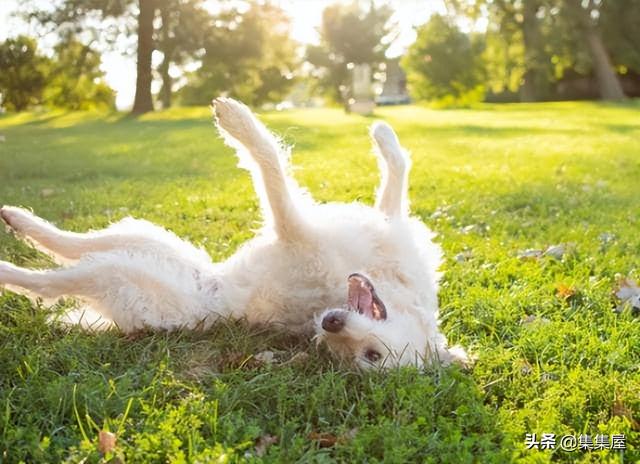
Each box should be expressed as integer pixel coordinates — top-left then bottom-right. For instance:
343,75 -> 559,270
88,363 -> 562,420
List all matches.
212,97 -> 259,146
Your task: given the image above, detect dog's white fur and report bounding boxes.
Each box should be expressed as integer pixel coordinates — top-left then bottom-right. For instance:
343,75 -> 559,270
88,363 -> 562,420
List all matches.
0,98 -> 467,369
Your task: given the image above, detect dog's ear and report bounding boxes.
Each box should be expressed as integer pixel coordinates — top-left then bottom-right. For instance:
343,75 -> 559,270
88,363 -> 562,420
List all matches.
347,274 -> 387,321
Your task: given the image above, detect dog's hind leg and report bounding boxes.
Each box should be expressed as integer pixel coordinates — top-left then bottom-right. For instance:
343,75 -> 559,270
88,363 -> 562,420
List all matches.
0,255 -> 218,332
213,98 -> 308,240
370,122 -> 411,218
1,206 -> 211,266
0,260 -> 87,299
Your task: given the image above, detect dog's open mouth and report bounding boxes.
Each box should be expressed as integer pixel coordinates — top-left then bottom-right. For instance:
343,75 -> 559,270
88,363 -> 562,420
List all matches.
346,273 -> 387,321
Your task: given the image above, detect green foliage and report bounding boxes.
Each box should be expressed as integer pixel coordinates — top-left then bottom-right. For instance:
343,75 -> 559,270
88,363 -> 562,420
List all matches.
1,102 -> 640,462
155,0 -> 210,108
44,38 -> 115,111
306,1 -> 393,105
0,35 -> 115,112
0,36 -> 49,111
27,0 -> 151,114
178,2 -> 298,107
482,30 -> 525,95
600,0 -> 640,74
448,0 -> 636,101
26,0 -> 133,42
402,15 -> 486,106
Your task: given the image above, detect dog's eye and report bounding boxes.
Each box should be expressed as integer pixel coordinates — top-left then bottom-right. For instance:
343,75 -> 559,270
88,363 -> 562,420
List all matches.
364,349 -> 381,363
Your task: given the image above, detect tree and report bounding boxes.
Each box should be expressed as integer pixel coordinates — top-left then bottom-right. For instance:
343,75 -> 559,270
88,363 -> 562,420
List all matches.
44,37 -> 115,110
402,15 -> 485,104
599,0 -> 640,75
30,0 -> 155,113
446,0 -> 552,101
0,36 -> 49,111
30,0 -> 215,113
131,0 -> 155,113
562,0 -> 625,100
178,2 -> 298,107
306,1 -> 394,107
448,0 -> 628,101
155,0 -> 209,109
520,0 -> 551,101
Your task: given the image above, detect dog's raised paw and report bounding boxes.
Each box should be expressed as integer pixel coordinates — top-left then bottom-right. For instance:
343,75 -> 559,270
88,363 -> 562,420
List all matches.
370,122 -> 407,171
371,121 -> 400,149
213,97 -> 258,145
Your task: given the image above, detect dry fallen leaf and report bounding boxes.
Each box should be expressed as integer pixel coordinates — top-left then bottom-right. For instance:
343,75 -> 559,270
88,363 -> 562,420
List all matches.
430,205 -> 452,220
613,278 -> 640,313
613,399 -> 640,431
254,434 -> 279,457
517,249 -> 543,260
308,432 -> 338,448
599,232 -> 615,244
454,251 -> 473,263
544,244 -> 566,260
521,315 -> 550,326
555,283 -> 577,300
461,223 -> 490,235
308,428 -> 358,448
40,188 -> 56,198
254,350 -> 276,364
98,430 -> 116,454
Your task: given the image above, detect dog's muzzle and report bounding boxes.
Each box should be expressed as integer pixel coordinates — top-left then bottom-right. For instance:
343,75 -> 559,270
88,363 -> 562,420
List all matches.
321,311 -> 346,333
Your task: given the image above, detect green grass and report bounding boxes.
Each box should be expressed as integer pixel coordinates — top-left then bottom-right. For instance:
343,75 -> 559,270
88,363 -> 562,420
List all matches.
0,101 -> 639,463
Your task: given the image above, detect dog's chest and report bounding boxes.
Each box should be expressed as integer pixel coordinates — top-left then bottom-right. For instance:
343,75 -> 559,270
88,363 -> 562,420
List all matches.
225,245 -> 346,327
243,265 -> 345,329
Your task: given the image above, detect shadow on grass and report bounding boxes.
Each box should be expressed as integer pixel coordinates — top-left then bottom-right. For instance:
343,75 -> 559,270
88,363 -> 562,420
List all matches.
604,123 -> 640,134
0,114 -> 241,187
495,179 -> 636,215
400,123 -> 590,138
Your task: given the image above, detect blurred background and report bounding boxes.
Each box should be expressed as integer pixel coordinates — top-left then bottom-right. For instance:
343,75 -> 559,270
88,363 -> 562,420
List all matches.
0,0 -> 638,114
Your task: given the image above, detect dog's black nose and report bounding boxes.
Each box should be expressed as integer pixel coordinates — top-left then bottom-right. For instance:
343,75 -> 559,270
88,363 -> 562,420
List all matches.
322,311 -> 346,333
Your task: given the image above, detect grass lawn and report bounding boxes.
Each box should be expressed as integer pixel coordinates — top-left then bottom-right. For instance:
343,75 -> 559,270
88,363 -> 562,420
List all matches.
0,101 -> 639,463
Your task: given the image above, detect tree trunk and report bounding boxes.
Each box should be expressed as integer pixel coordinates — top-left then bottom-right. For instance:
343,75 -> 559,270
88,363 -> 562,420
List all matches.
584,28 -> 626,100
567,0 -> 626,100
131,0 -> 155,114
159,58 -> 172,109
520,0 -> 547,102
158,7 -> 172,109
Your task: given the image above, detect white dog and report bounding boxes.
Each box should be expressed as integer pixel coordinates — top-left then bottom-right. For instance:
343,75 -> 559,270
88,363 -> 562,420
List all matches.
0,98 -> 467,369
